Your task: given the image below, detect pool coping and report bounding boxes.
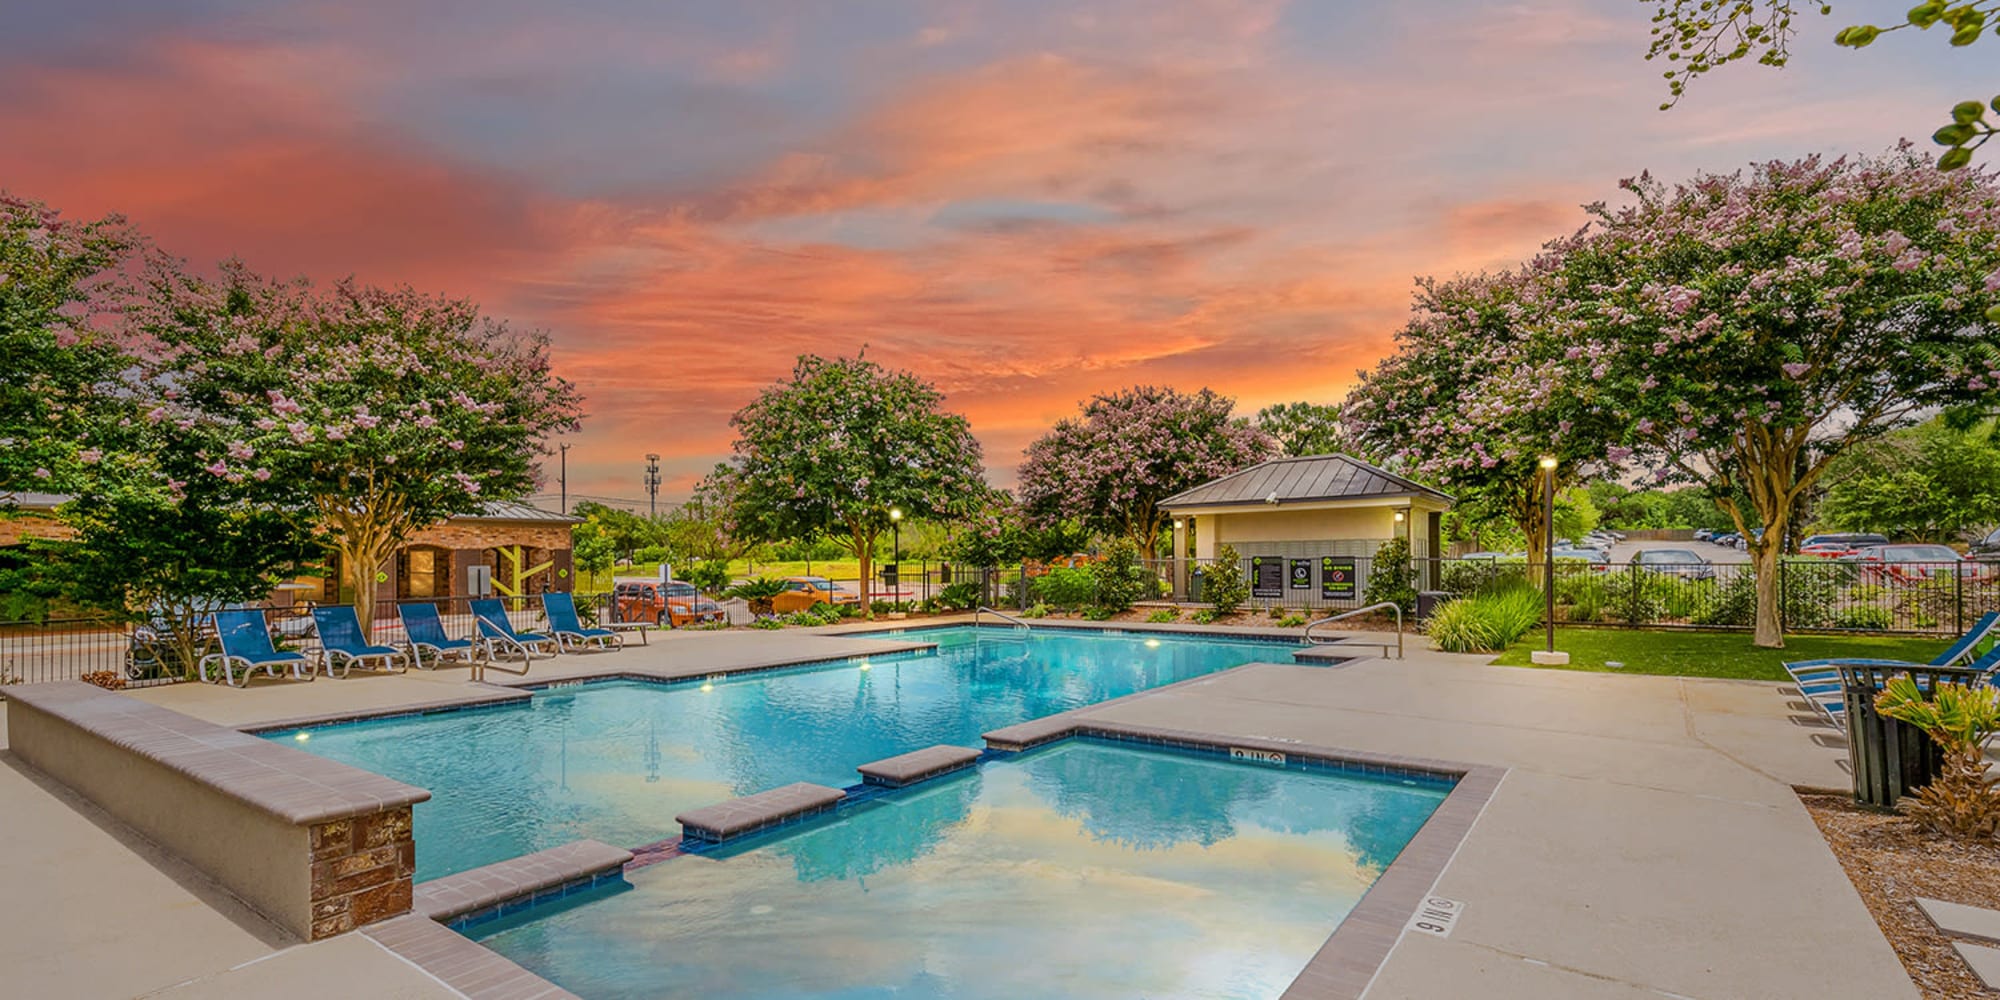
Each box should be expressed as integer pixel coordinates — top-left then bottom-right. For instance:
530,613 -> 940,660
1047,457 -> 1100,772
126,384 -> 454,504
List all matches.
984,719 -> 1506,1000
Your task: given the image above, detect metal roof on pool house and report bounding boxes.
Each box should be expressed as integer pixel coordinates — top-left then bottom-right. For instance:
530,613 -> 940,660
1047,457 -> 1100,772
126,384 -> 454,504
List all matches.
1160,453 -> 1452,512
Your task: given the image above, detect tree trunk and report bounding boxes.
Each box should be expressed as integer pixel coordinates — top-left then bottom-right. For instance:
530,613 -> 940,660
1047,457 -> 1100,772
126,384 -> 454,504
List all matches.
1518,476 -> 1550,577
851,525 -> 874,618
345,542 -> 383,638
1750,528 -> 1785,649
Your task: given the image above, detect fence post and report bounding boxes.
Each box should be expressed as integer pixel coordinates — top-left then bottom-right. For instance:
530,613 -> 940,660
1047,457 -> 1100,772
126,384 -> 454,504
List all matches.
1956,561 -> 1965,636
1778,556 -> 1787,632
1018,564 -> 1028,611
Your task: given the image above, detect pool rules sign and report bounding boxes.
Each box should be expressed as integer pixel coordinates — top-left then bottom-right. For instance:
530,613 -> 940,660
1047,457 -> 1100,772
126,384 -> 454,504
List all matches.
1320,557 -> 1356,601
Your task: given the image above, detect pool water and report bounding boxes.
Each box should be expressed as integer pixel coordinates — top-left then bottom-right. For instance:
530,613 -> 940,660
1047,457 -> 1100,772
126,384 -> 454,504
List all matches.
273,627 -> 1297,878
469,740 -> 1450,1000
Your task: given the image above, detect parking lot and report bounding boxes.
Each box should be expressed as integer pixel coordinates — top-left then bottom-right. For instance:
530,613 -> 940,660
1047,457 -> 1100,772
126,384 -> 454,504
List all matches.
1607,537 -> 1751,564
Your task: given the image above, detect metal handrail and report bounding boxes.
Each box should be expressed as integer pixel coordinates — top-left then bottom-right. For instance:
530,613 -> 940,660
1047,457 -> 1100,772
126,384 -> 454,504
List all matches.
1304,602 -> 1403,659
976,606 -> 1030,629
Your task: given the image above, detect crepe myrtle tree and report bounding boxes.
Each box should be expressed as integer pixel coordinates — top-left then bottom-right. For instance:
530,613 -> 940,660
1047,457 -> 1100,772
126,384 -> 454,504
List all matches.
131,263 -> 583,632
725,354 -> 985,612
1344,264 -> 1616,572
1019,386 -> 1274,557
1548,149 -> 2000,647
0,195 -> 141,496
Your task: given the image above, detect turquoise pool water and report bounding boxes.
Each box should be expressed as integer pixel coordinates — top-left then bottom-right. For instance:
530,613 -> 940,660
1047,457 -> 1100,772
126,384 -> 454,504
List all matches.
470,740 -> 1450,1000
272,627 -> 1297,879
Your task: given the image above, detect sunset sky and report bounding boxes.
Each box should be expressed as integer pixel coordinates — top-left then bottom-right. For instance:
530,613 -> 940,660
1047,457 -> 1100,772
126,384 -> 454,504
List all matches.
3,1 -> 1989,504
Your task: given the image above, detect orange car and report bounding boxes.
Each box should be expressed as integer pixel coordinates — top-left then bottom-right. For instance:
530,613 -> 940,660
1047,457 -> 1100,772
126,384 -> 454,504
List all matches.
612,580 -> 725,627
771,576 -> 862,614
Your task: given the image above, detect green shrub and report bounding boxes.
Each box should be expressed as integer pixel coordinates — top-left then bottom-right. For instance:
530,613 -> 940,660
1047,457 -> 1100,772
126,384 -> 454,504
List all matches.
1094,538 -> 1147,613
1426,585 -> 1545,653
1191,608 -> 1221,624
1440,558 -> 1529,596
1202,544 -> 1250,615
1022,603 -> 1049,619
1366,537 -> 1417,613
1277,613 -> 1307,628
1080,606 -> 1115,620
751,617 -> 785,630
1833,605 -> 1896,630
725,577 -> 788,617
936,581 -> 983,611
680,559 -> 731,594
1034,566 -> 1097,611
1780,564 -> 1838,629
1691,573 -> 1756,627
1145,608 -> 1179,624
1556,571 -> 1608,622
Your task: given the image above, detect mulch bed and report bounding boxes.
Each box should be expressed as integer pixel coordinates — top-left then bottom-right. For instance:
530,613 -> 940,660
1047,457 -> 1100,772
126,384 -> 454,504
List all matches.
1802,792 -> 2000,999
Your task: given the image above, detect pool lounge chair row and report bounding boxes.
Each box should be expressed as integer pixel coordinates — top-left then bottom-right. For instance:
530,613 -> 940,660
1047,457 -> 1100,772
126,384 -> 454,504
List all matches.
197,594 -> 623,687
1783,611 -> 2000,730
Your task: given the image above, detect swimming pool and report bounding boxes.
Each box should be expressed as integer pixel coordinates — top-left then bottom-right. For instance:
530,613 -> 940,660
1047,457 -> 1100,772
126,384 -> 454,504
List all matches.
469,739 -> 1450,999
272,626 -> 1298,878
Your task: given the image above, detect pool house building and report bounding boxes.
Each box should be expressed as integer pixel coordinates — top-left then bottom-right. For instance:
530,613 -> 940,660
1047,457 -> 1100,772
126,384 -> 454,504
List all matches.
1160,453 -> 1453,604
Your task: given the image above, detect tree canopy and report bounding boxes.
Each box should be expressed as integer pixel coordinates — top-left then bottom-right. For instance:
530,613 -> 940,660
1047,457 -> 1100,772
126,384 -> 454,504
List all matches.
1813,417 -> 2000,542
131,264 -> 583,629
1254,402 -> 1346,457
1549,149 -> 2000,644
726,354 -> 985,609
1018,386 -> 1272,556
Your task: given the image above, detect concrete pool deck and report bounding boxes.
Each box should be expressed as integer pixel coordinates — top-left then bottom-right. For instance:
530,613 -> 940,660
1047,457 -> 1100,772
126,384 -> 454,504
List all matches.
0,625 -> 1918,999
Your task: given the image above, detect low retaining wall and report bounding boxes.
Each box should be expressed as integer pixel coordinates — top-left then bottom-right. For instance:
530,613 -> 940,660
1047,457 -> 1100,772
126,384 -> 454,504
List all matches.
4,682 -> 430,940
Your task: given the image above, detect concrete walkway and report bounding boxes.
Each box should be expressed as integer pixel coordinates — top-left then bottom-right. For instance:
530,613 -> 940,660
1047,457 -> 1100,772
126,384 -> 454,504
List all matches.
1072,656 -> 1910,999
0,628 -> 1918,999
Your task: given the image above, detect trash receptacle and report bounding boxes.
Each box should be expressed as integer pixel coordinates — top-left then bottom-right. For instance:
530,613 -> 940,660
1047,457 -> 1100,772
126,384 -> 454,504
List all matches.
1416,590 -> 1454,622
1189,567 -> 1206,604
1840,663 -> 1968,808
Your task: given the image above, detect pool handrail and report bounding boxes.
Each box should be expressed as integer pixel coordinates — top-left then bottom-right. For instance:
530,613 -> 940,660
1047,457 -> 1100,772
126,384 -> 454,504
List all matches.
976,606 -> 1030,629
1304,602 -> 1404,659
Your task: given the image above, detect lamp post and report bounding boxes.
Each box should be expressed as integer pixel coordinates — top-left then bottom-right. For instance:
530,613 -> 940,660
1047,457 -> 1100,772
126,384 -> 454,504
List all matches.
1172,518 -> 1185,600
889,507 -> 903,614
1532,455 -> 1568,665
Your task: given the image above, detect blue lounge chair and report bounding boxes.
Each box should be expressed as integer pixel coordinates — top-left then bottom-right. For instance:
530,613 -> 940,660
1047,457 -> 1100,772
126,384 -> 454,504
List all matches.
309,605 -> 408,678
1784,611 -> 1999,691
542,592 -> 622,652
472,597 -> 558,663
396,602 -> 482,670
1791,642 -> 2000,729
200,608 -> 313,687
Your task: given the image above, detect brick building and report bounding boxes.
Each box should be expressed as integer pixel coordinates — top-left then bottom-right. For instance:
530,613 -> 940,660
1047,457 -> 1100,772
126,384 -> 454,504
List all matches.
0,493 -> 580,605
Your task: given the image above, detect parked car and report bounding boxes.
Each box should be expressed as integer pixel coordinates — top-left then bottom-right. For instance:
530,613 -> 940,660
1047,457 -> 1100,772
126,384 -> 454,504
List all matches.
1692,528 -> 1713,542
1970,526 -> 2000,562
1853,544 -> 1966,583
1798,533 -> 1890,559
771,576 -> 862,614
1711,531 -> 1740,548
613,580 -> 725,627
1634,548 -> 1715,580
1552,547 -> 1612,572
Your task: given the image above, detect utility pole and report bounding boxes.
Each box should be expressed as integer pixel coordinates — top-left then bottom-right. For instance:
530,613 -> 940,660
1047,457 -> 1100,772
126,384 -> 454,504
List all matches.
644,454 -> 661,519
558,443 -> 571,515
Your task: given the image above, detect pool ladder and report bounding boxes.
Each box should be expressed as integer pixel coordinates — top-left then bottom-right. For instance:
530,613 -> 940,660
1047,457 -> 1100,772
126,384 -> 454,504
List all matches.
1303,601 -> 1404,660
976,606 -> 1030,629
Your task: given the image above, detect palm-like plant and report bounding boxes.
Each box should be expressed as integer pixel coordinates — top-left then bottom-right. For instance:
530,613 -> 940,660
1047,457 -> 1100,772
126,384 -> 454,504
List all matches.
724,577 -> 788,618
1875,675 -> 2000,839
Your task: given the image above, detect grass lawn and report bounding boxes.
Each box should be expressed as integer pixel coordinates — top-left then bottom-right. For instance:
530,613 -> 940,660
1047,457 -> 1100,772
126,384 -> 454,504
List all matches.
1491,627 -> 1950,681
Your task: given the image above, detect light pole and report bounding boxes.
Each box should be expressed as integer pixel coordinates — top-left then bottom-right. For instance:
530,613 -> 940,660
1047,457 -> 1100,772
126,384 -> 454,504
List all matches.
889,507 -> 903,599
558,442 -> 570,515
644,454 -> 661,519
1533,455 -> 1568,665
1172,518 -> 1184,600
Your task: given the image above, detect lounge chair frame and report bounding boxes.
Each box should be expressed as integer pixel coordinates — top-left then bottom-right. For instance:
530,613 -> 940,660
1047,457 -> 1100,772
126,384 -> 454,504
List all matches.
542,592 -> 624,653
309,605 -> 410,679
199,609 -> 314,687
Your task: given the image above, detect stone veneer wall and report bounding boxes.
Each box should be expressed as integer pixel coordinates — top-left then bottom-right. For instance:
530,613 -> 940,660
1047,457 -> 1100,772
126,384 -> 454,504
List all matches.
3,682 -> 428,941
309,807 -> 417,938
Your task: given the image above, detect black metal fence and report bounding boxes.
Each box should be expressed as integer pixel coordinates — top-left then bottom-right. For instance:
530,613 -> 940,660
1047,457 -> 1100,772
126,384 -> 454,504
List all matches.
1131,555 -> 2000,635
0,592 -> 616,689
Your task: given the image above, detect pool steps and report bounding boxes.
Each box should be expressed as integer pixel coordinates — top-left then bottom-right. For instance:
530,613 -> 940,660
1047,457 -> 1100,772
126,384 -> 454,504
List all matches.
414,839 -> 633,923
856,744 -> 983,788
675,781 -> 847,844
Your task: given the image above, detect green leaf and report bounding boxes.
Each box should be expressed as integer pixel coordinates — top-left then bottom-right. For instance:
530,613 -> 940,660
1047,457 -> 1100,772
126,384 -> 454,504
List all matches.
1953,23 -> 1983,45
1909,1 -> 1945,27
1935,123 -> 1977,146
1985,304 -> 2000,323
1954,101 -> 1988,125
1940,146 -> 1975,171
1836,24 -> 1882,46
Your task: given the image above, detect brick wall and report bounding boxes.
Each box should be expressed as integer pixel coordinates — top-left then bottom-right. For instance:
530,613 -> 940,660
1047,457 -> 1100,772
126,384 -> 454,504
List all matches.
0,513 -> 75,547
406,520 -> 572,552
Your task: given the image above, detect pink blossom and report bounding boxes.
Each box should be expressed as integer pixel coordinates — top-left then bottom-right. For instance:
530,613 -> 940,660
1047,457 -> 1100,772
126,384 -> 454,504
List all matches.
78,449 -> 101,464
1781,363 -> 1809,379
31,467 -> 50,479
205,461 -> 229,476
252,468 -> 272,481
